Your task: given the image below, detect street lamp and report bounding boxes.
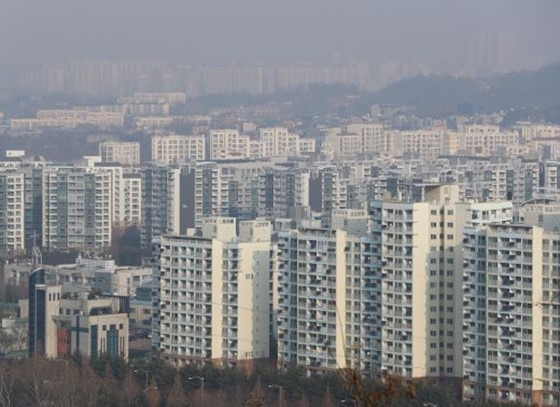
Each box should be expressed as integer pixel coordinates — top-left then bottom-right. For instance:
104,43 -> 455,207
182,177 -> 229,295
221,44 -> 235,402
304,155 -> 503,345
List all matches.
268,384 -> 284,407
188,376 -> 205,405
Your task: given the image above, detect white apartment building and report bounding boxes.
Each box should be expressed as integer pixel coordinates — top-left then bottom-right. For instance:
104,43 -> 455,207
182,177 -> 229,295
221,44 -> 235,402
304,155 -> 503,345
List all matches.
463,224 -> 560,406
127,92 -> 187,105
277,209 -> 382,373
516,123 -> 560,142
122,174 -> 142,226
322,131 -> 364,160
458,125 -> 519,156
153,218 -> 272,368
259,127 -> 301,157
400,127 -> 448,160
151,135 -> 205,164
322,123 -> 394,159
88,164 -> 124,226
136,117 -> 174,130
277,184 -> 513,381
346,123 -> 387,155
42,167 -> 113,250
207,129 -> 250,159
297,138 -> 316,154
0,171 -> 25,256
11,110 -> 124,130
99,142 -> 140,166
249,139 -> 265,159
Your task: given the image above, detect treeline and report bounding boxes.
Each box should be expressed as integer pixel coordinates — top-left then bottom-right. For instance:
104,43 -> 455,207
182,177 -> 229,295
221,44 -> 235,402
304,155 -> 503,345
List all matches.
0,356 -> 529,406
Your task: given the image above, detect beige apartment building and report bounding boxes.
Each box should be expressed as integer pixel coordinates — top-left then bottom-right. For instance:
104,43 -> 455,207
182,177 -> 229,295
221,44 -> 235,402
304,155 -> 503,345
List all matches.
153,218 -> 273,368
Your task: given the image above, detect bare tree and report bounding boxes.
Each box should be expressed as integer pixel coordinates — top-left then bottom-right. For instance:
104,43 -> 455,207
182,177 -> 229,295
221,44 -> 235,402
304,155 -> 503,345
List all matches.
0,323 -> 28,355
0,365 -> 14,407
167,374 -> 189,407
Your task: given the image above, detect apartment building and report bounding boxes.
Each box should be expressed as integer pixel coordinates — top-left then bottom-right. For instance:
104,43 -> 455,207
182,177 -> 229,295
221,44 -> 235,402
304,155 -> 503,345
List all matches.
122,174 -> 142,226
42,167 -> 112,250
151,135 -> 205,164
458,125 -> 519,156
323,124 -> 388,159
141,166 -> 181,247
152,218 -> 272,368
399,128 -> 449,160
370,187 -> 512,381
277,184 -> 512,381
516,123 -> 560,142
259,127 -> 303,157
207,129 -> 250,159
322,131 -> 364,160
297,138 -> 316,154
124,92 -> 187,105
258,167 -> 310,218
346,123 -> 387,155
277,209 -> 382,373
99,141 -> 140,166
457,161 -> 540,203
191,161 -> 265,225
0,170 -> 25,256
462,224 -> 560,406
89,164 -> 124,226
11,110 -> 125,130
136,117 -> 174,130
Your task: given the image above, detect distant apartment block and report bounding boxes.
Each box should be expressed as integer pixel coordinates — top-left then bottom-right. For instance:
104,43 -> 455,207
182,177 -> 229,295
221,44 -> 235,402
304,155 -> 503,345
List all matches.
120,92 -> 187,105
99,141 -> 140,166
151,135 -> 205,164
11,110 -> 124,130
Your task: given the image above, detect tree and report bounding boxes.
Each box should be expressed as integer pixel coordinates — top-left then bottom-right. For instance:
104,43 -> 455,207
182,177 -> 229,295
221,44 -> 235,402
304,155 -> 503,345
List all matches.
246,378 -> 266,407
167,374 -> 189,407
341,370 -> 415,407
146,377 -> 161,407
0,322 -> 27,355
0,365 -> 13,407
123,368 -> 143,406
323,385 -> 335,407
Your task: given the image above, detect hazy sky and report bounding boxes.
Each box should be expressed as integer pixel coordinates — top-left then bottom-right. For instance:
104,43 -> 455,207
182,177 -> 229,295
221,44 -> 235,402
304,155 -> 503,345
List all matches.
1,0 -> 559,71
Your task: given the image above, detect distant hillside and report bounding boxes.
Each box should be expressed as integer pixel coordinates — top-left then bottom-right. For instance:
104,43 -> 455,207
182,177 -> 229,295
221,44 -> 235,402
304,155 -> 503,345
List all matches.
364,63 -> 560,123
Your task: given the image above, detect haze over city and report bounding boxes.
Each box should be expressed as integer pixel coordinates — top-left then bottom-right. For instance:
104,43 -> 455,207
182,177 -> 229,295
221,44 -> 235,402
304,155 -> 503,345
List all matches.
2,2 -> 560,407
1,0 -> 559,83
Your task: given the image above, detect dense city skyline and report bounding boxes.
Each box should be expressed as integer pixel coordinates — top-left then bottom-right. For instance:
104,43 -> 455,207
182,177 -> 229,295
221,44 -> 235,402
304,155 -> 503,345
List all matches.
2,2 -> 560,406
